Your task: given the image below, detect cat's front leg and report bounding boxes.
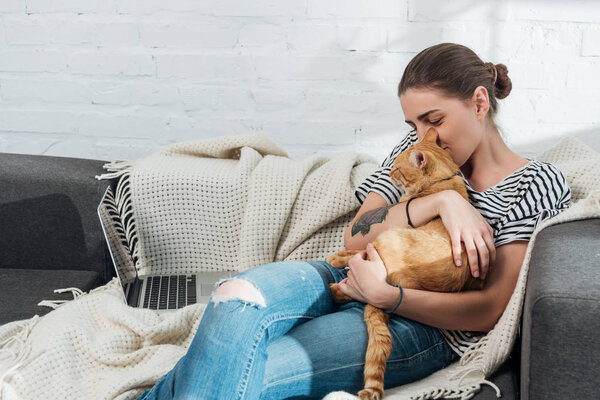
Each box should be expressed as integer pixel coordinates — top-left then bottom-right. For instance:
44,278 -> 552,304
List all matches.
327,250 -> 362,268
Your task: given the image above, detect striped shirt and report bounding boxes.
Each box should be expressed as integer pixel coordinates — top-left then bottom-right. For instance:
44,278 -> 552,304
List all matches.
354,130 -> 572,355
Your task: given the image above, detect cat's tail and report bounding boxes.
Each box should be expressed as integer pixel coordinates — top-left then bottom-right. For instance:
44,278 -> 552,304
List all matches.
359,304 -> 392,400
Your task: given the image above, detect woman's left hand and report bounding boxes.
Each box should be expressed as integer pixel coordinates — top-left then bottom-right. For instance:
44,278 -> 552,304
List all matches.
338,243 -> 389,305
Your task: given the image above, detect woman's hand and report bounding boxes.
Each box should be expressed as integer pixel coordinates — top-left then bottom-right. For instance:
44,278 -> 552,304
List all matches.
437,190 -> 496,280
338,243 -> 389,305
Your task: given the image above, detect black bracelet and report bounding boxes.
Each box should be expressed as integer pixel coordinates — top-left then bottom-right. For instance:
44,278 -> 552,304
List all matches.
383,284 -> 403,314
405,197 -> 417,228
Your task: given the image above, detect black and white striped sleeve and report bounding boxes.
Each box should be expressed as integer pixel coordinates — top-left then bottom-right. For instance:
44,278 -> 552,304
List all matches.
494,163 -> 572,247
355,131 -> 418,206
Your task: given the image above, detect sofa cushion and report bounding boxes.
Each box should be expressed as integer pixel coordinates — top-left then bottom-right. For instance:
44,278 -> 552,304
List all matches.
521,218 -> 600,400
0,268 -> 102,326
0,152 -> 117,284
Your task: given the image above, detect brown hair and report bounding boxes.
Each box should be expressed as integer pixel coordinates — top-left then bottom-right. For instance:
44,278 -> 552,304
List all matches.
398,43 -> 512,128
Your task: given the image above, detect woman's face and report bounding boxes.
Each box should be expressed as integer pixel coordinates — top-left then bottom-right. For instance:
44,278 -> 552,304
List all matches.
399,87 -> 487,168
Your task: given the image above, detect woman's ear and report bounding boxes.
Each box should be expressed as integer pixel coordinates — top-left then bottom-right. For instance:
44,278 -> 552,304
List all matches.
410,149 -> 426,169
472,86 -> 490,120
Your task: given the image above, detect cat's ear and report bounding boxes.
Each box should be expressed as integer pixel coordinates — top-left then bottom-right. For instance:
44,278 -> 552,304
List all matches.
423,127 -> 439,143
410,149 -> 426,169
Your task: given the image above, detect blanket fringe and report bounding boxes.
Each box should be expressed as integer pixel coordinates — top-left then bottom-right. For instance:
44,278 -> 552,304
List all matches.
114,171 -> 142,268
0,315 -> 42,390
456,335 -> 488,366
410,377 -> 501,400
94,159 -> 136,181
36,279 -> 121,310
37,287 -> 86,310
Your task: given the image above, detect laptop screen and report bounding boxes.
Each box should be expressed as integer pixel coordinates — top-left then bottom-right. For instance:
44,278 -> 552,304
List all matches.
97,186 -> 138,286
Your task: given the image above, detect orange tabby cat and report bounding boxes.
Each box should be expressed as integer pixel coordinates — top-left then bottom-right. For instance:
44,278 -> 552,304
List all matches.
327,127 -> 485,400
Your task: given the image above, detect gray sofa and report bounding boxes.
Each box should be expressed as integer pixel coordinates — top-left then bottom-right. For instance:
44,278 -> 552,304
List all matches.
1,150 -> 598,400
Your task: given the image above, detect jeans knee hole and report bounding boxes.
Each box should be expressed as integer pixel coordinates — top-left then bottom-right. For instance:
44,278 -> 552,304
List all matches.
211,278 -> 267,309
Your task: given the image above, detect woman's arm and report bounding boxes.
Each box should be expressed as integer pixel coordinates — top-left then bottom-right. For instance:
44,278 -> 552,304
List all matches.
373,240 -> 528,332
344,191 -> 446,250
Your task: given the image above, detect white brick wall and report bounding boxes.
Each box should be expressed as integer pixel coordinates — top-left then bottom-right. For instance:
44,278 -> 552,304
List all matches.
0,0 -> 598,162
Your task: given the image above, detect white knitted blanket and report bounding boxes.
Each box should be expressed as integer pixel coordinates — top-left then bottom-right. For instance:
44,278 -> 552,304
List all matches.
94,132 -> 377,276
1,134 -> 599,400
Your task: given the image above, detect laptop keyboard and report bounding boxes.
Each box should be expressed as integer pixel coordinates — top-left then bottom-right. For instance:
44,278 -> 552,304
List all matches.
143,275 -> 197,310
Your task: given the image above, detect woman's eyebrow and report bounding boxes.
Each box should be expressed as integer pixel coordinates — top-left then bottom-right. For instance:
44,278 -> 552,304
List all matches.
405,109 -> 440,124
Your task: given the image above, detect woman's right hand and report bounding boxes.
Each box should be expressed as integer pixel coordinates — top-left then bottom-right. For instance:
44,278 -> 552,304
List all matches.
435,190 -> 496,280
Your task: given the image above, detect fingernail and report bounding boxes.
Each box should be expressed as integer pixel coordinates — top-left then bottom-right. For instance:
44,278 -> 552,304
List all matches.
474,270 -> 479,277
456,259 -> 461,266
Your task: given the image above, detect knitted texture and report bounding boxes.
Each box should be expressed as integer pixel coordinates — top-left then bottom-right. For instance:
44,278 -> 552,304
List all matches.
0,134 -> 598,400
93,132 -> 377,276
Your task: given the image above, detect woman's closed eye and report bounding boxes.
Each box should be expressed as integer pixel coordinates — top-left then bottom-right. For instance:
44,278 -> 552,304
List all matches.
408,119 -> 443,133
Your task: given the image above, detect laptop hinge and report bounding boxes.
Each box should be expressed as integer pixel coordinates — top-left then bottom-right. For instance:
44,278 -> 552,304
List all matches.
127,278 -> 143,307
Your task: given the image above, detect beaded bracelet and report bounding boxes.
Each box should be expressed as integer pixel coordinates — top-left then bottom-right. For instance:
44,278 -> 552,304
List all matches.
383,284 -> 403,314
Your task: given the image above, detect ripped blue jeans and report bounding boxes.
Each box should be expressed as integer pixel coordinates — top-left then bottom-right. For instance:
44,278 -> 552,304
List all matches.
135,259 -> 459,400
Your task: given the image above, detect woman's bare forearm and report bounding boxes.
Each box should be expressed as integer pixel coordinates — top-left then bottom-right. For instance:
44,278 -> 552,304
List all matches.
344,191 -> 447,250
375,285 -> 496,332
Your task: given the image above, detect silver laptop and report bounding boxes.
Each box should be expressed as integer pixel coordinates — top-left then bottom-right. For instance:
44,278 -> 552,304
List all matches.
97,186 -> 236,313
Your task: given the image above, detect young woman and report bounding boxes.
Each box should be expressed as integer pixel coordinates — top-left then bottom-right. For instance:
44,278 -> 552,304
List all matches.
136,43 -> 571,399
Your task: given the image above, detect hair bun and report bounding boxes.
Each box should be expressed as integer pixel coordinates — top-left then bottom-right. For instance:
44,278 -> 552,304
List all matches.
493,63 -> 512,99
485,62 -> 497,85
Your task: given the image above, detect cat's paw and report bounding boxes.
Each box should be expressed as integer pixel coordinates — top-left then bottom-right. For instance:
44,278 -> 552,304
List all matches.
327,250 -> 361,268
329,283 -> 353,303
358,387 -> 384,400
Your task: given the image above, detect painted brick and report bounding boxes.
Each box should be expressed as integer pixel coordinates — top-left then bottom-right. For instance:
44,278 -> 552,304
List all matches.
156,54 -> 253,79
0,0 -> 597,162
387,26 -> 444,53
0,0 -> 24,13
140,23 -> 237,48
78,112 -> 169,138
0,51 -> 66,72
0,109 -> 79,133
68,52 -> 154,76
0,79 -> 89,103
26,0 -> 118,13
566,62 -> 600,89
582,27 -> 600,56
337,25 -> 386,52
408,0 -> 509,22
178,85 -> 254,113
238,24 -> 287,52
508,1 -> 600,23
5,17 -> 91,45
92,23 -> 139,46
90,81 -> 179,105
286,25 -> 338,54
307,0 -> 406,19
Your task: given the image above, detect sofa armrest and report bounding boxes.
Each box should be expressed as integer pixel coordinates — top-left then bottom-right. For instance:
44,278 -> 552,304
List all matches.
0,152 -> 118,285
520,218 -> 600,400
